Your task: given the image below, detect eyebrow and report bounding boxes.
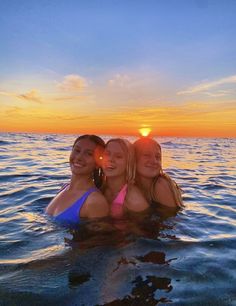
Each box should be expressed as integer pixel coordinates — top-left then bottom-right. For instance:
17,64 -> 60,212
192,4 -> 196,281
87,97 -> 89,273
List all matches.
74,145 -> 94,152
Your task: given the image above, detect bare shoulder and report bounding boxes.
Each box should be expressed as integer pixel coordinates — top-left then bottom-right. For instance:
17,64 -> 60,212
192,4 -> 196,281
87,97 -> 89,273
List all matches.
45,191 -> 62,215
154,176 -> 177,207
155,176 -> 172,189
125,184 -> 149,212
45,184 -> 69,215
85,190 -> 109,218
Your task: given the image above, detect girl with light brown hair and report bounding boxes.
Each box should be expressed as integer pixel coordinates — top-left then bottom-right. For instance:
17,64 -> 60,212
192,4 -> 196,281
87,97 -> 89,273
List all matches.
134,137 -> 183,208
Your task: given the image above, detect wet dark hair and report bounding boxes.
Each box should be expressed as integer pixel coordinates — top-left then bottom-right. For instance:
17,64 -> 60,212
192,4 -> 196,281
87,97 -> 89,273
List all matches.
73,134 -> 105,188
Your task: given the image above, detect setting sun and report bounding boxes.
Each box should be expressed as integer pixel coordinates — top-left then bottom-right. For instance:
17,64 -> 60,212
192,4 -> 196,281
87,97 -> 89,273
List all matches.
139,127 -> 152,137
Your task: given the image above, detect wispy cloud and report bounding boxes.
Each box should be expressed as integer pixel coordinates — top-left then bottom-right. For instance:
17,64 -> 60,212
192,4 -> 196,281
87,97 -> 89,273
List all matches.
0,89 -> 43,103
38,114 -> 90,121
97,100 -> 236,126
5,106 -> 23,116
0,88 -> 92,104
17,89 -> 43,103
177,75 -> 236,95
0,91 -> 14,97
57,74 -> 88,91
108,74 -> 131,88
2,106 -> 90,121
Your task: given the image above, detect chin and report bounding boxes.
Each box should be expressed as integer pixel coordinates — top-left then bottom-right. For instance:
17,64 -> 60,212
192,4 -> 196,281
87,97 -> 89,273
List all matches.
140,171 -> 158,178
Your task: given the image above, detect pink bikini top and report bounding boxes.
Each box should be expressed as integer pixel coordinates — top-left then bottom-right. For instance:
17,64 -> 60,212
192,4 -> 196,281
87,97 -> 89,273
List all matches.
110,184 -> 128,219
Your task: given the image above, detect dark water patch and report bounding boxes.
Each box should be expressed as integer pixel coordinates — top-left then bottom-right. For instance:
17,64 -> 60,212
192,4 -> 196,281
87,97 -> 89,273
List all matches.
162,141 -> 191,149
0,289 -> 58,306
0,140 -> 12,145
0,186 -> 38,199
162,141 -> 175,146
68,270 -> 91,288
0,239 -> 31,258
136,251 -> 176,265
31,197 -> 53,208
0,154 -> 10,159
99,275 -> 172,306
217,174 -> 236,181
212,198 -> 236,209
0,173 -> 42,183
201,183 -> 226,190
57,147 -> 70,151
43,135 -> 60,142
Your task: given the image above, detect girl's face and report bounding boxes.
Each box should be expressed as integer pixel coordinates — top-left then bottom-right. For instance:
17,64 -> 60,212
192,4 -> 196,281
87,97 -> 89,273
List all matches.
102,141 -> 127,178
69,138 -> 97,176
136,143 -> 162,179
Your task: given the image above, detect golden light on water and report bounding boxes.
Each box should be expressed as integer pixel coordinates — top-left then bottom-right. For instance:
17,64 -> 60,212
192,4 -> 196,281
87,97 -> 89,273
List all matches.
139,127 -> 151,137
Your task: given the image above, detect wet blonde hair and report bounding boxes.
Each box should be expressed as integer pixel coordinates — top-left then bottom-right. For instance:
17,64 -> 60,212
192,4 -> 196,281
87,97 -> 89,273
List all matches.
134,138 -> 183,207
105,138 -> 136,184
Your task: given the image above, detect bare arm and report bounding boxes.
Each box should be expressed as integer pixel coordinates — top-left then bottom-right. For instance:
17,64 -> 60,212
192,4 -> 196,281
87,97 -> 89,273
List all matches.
84,192 -> 110,218
154,176 -> 179,208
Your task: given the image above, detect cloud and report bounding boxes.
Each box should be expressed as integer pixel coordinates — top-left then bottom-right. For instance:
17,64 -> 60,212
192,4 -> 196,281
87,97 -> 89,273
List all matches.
97,99 -> 236,127
57,74 -> 87,92
108,74 -> 131,88
0,89 -> 43,103
17,89 -> 42,103
45,114 -> 89,121
177,75 -> 236,95
0,88 -> 91,104
0,91 -> 15,97
5,106 -> 23,116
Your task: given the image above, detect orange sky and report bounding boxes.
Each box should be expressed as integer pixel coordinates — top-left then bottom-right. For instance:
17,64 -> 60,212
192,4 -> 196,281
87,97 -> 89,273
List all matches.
1,90 -> 236,137
1,3 -> 236,137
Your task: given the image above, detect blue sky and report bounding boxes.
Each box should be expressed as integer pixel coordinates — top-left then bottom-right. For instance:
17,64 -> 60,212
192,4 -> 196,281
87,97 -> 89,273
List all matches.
1,0 -> 236,136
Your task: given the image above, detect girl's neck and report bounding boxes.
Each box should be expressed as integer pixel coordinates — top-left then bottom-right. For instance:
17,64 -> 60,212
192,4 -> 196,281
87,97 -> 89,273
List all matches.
69,175 -> 94,192
136,175 -> 153,198
106,176 -> 126,194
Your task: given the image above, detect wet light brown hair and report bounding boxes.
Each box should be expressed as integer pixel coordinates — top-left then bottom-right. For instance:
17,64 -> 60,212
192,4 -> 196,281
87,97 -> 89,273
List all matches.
134,137 -> 183,207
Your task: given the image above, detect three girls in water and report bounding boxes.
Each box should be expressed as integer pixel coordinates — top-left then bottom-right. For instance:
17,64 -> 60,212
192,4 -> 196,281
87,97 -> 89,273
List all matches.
46,134 -> 183,226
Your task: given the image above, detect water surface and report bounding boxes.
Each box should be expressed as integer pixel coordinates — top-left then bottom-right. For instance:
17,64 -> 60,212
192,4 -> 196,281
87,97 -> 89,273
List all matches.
0,133 -> 235,305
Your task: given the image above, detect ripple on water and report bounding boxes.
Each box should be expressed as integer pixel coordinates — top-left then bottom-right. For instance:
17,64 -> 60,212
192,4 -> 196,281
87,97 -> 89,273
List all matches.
0,133 -> 236,305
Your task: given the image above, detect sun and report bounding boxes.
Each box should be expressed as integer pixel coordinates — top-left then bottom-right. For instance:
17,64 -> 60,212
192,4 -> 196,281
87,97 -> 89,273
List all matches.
139,127 -> 151,137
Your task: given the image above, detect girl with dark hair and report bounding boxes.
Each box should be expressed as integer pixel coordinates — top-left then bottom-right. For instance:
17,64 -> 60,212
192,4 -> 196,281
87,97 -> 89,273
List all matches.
46,135 -> 109,227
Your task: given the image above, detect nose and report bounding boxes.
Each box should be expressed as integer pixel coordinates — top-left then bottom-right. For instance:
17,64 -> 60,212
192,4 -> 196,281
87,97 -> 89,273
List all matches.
103,152 -> 114,165
76,150 -> 84,161
106,153 -> 114,163
149,154 -> 159,164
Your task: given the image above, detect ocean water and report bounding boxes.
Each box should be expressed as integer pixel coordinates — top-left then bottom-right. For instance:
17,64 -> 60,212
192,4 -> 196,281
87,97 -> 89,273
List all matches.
0,132 -> 235,306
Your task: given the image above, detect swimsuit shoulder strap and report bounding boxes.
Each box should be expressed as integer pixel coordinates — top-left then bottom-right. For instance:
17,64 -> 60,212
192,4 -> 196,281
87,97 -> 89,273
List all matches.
112,184 -> 128,205
65,187 -> 98,212
54,187 -> 98,220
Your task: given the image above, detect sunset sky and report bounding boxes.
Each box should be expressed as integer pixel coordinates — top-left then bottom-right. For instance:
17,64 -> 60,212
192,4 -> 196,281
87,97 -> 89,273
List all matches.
1,0 -> 236,137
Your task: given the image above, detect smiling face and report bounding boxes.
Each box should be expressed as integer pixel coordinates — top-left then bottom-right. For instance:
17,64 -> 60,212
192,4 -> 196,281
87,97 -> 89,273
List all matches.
102,141 -> 127,179
69,138 -> 97,176
135,141 -> 162,179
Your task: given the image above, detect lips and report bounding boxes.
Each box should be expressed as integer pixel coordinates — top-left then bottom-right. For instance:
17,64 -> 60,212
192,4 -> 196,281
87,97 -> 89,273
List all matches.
103,163 -> 116,171
105,166 -> 115,170
72,161 -> 85,168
